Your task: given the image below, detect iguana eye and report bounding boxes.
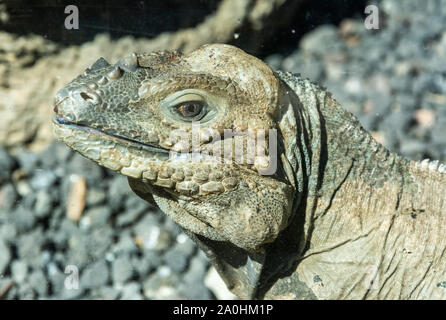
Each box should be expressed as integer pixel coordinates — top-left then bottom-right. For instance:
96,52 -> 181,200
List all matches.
161,89 -> 223,123
175,101 -> 204,118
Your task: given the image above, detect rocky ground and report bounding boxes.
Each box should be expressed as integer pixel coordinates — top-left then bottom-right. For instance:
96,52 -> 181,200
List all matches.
1,0 -> 446,299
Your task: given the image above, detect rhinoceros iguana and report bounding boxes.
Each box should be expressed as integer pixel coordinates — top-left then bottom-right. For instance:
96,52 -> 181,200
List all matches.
52,44 -> 446,300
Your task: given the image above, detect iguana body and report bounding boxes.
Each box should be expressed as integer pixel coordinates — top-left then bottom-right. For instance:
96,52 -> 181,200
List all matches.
52,44 -> 446,299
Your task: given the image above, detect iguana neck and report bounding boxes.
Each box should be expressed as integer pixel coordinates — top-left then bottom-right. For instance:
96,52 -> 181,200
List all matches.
289,78 -> 446,300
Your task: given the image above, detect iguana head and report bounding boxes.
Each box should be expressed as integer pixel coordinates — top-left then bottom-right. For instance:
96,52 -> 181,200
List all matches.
53,44 -> 296,252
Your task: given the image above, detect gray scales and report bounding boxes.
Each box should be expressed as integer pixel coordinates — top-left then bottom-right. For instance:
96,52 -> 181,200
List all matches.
52,44 -> 446,299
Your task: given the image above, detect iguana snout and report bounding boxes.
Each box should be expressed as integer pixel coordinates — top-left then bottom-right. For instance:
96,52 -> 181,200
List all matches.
53,54 -> 153,142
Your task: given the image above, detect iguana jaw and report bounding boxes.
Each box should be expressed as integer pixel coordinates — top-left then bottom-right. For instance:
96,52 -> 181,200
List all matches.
52,115 -> 170,175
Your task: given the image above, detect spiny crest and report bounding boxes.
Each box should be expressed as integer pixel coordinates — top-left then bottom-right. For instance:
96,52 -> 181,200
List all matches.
415,158 -> 446,174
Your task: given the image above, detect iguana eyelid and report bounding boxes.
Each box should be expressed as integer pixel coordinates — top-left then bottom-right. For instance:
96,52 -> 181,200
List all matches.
160,89 -> 223,123
166,92 -> 206,105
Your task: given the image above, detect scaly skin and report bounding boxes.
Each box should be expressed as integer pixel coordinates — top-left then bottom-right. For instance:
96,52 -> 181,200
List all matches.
52,44 -> 446,299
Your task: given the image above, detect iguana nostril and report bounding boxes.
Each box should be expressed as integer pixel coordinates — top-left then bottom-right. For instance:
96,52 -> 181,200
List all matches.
79,91 -> 102,105
80,92 -> 91,101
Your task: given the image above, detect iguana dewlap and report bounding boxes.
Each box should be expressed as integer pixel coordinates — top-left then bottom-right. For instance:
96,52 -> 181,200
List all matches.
52,44 -> 446,299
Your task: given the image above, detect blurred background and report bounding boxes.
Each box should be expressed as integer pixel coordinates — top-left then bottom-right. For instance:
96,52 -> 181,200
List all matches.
0,0 -> 445,299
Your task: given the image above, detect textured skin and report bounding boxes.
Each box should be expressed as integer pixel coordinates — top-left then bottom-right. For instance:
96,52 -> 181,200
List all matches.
53,44 -> 446,299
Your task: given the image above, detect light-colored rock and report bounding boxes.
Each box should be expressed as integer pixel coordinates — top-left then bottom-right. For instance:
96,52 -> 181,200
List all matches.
66,174 -> 86,222
204,267 -> 237,300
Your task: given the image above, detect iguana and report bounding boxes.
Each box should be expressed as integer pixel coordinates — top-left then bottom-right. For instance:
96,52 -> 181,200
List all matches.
52,44 -> 446,300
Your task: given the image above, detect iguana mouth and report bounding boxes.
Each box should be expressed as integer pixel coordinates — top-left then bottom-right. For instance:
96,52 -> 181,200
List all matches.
53,116 -> 171,155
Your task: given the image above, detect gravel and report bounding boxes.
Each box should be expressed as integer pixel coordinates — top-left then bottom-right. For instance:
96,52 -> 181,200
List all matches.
0,0 -> 445,300
112,256 -> 134,284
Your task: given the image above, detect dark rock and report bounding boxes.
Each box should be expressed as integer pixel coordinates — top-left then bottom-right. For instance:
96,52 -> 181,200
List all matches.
134,215 -> 172,251
389,75 -> 412,93
97,286 -> 120,300
62,287 -> 85,300
67,227 -> 113,267
61,218 -> 78,235
80,260 -> 110,289
120,282 -> 143,300
87,227 -> 113,259
180,282 -> 213,300
141,249 -> 162,272
183,256 -> 209,285
358,114 -> 376,131
0,183 -> 18,211
0,222 -> 17,242
11,260 -> 28,283
265,53 -> 282,70
38,142 -> 72,169
15,150 -> 38,174
0,239 -> 11,275
30,169 -> 57,190
291,55 -> 324,82
0,146 -> 15,183
85,188 -> 106,207
111,255 -> 134,284
300,25 -> 343,56
16,282 -> 36,299
366,94 -> 392,118
17,227 -> 45,266
124,193 -> 149,211
162,217 -> 181,239
116,201 -> 148,227
113,232 -> 138,255
40,250 -> 52,268
21,192 -> 36,210
67,153 -> 104,185
399,139 -> 426,160
396,94 -> 417,111
108,176 -> 131,211
28,270 -> 49,297
34,189 -> 53,219
66,235 -> 92,268
163,248 -> 188,273
174,234 -> 196,257
9,205 -> 36,233
84,206 -> 112,227
130,254 -> 153,278
46,263 -> 66,295
142,271 -> 182,299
